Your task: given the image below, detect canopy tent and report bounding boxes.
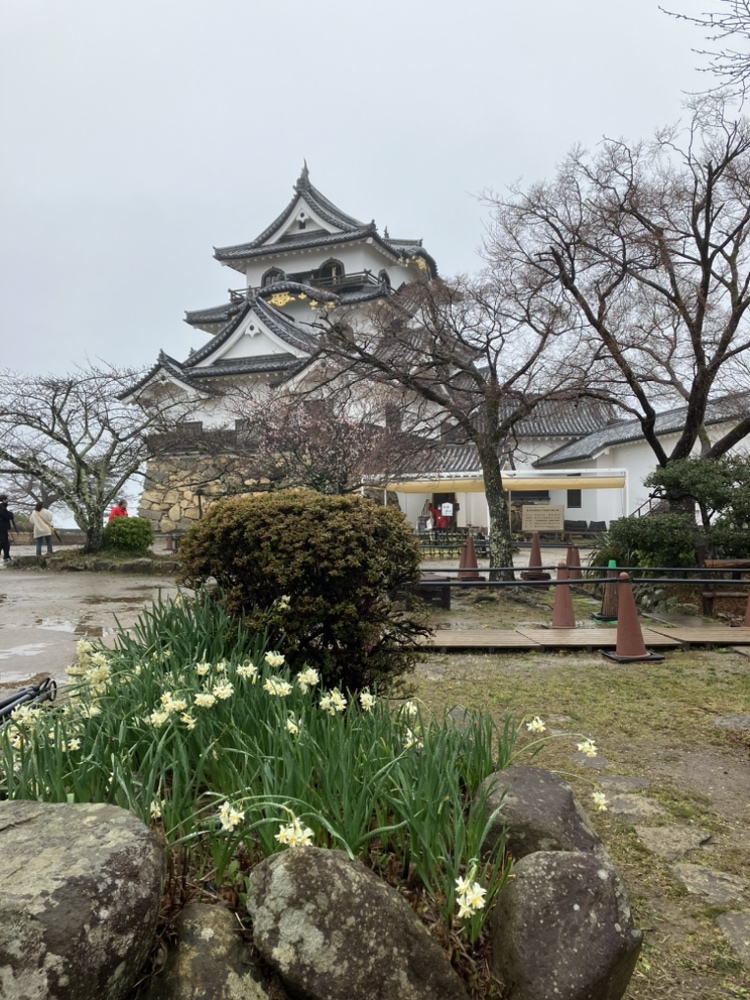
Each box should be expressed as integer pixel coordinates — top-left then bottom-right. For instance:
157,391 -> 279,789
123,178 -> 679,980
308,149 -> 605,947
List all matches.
384,471 -> 626,493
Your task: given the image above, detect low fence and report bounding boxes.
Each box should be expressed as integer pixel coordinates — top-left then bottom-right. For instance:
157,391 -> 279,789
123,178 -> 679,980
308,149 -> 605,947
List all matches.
414,563 -> 750,617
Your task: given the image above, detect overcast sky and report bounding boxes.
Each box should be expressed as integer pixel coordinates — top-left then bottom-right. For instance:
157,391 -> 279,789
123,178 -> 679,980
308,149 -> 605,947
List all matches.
0,0 -> 721,376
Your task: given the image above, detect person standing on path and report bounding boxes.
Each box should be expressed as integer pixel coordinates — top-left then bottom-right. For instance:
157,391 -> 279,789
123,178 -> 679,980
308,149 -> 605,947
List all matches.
0,495 -> 18,562
30,502 -> 54,556
428,504 -> 449,537
108,499 -> 128,521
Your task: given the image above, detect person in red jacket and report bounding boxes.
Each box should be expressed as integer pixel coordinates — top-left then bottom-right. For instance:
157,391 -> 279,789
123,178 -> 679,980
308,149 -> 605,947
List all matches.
428,504 -> 449,535
108,499 -> 128,521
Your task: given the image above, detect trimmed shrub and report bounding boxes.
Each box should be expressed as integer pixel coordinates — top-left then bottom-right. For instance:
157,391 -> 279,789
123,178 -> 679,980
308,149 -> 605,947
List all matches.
102,516 -> 154,555
589,513 -> 698,568
706,519 -> 750,559
177,491 -> 429,691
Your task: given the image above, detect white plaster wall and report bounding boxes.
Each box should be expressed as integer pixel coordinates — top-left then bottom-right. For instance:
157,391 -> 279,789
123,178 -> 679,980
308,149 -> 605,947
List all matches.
240,244 -> 418,290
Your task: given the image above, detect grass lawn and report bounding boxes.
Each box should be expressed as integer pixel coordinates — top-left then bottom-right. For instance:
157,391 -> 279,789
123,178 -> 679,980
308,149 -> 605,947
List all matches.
414,588 -> 750,999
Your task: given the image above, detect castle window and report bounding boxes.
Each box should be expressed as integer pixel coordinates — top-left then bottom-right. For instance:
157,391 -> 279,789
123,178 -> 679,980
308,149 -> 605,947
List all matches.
318,259 -> 345,285
262,268 -> 285,287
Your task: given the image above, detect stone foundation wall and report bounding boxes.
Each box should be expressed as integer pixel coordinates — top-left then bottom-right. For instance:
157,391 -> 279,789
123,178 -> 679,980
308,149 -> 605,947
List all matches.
139,453 -> 262,534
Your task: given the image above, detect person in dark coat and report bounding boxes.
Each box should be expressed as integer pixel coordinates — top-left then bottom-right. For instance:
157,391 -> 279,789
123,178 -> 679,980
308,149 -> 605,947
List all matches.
0,495 -> 18,562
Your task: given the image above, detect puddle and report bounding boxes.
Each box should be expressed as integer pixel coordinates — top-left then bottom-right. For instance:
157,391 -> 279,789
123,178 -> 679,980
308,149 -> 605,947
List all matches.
81,594 -> 156,606
75,624 -> 105,637
0,643 -> 52,660
30,617 -> 106,637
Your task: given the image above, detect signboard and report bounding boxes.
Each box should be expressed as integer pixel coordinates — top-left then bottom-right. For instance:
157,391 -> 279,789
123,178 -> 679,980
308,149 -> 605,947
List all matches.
521,505 -> 564,532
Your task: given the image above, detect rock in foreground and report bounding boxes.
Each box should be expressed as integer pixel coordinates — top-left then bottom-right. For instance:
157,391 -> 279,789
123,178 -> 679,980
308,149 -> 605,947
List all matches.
0,800 -> 164,1000
247,846 -> 467,1000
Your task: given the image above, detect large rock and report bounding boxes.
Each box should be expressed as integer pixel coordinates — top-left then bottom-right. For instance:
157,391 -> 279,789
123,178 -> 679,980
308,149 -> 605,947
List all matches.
482,767 -> 642,999
490,850 -> 642,1000
0,800 -> 164,1000
247,846 -> 467,1000
482,765 -> 601,860
143,903 -> 280,1000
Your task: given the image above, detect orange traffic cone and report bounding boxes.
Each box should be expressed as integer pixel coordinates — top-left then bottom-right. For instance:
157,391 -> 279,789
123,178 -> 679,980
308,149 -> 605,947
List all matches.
566,545 -> 582,581
593,559 -> 618,622
458,535 -> 482,580
551,563 -> 576,628
603,573 -> 664,662
520,532 -> 550,586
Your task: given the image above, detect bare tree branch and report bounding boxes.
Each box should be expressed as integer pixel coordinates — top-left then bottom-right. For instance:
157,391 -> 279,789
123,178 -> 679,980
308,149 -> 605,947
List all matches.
484,101 -> 750,471
0,365 -> 190,551
313,276 -> 595,576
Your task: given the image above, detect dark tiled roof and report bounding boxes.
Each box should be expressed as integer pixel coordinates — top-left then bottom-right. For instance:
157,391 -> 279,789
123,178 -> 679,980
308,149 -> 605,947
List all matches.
245,164 -> 367,248
535,397 -> 749,467
212,167 -> 437,278
250,295 -> 317,354
418,443 -> 482,476
116,352 -> 221,401
512,400 -> 618,438
188,355 -> 301,377
184,300 -> 245,328
441,400 -> 618,444
215,225 -> 378,264
181,291 -> 316,370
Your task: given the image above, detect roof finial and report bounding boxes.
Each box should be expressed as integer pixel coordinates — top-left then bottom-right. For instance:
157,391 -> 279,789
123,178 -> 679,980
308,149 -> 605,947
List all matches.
296,159 -> 310,190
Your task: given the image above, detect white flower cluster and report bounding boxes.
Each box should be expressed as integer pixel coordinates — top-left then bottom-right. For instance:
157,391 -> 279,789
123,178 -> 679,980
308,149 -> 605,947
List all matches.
319,689 -> 346,715
264,677 -> 293,698
403,727 -> 423,750
149,690 -> 191,728
286,714 -> 300,735
525,716 -> 546,733
264,651 -> 285,669
67,641 -> 112,693
359,690 -> 375,712
296,668 -> 319,694
218,800 -> 245,832
577,738 -> 598,758
275,816 -> 314,847
591,791 -> 608,811
455,871 -> 487,920
237,661 -> 258,682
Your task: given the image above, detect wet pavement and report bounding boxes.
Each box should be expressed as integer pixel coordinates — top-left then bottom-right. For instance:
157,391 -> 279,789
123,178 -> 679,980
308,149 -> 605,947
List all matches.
0,568 -> 178,697
0,543 -> 586,699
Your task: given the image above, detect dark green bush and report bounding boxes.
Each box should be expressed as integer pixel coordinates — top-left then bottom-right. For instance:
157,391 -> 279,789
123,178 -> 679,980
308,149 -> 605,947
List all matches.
589,513 -> 698,568
102,516 -> 154,555
176,491 -> 429,691
706,520 -> 750,559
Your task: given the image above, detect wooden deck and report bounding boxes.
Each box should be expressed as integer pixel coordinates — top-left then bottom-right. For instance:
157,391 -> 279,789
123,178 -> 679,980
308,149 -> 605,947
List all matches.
424,624 -> 750,651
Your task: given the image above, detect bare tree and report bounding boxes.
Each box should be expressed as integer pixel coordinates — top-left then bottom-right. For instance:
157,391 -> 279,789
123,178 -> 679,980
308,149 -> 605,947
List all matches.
316,276 -> 589,576
230,395 -> 428,496
485,101 -> 750,471
663,1 -> 750,100
0,366 -> 188,552
0,473 -> 63,515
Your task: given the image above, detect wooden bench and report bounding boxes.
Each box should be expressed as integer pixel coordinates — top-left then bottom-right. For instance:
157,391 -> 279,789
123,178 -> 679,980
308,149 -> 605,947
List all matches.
700,559 -> 750,616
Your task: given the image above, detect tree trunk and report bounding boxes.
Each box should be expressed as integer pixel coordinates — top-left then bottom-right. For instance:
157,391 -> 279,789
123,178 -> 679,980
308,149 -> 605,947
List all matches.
82,518 -> 104,554
476,440 -> 515,581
